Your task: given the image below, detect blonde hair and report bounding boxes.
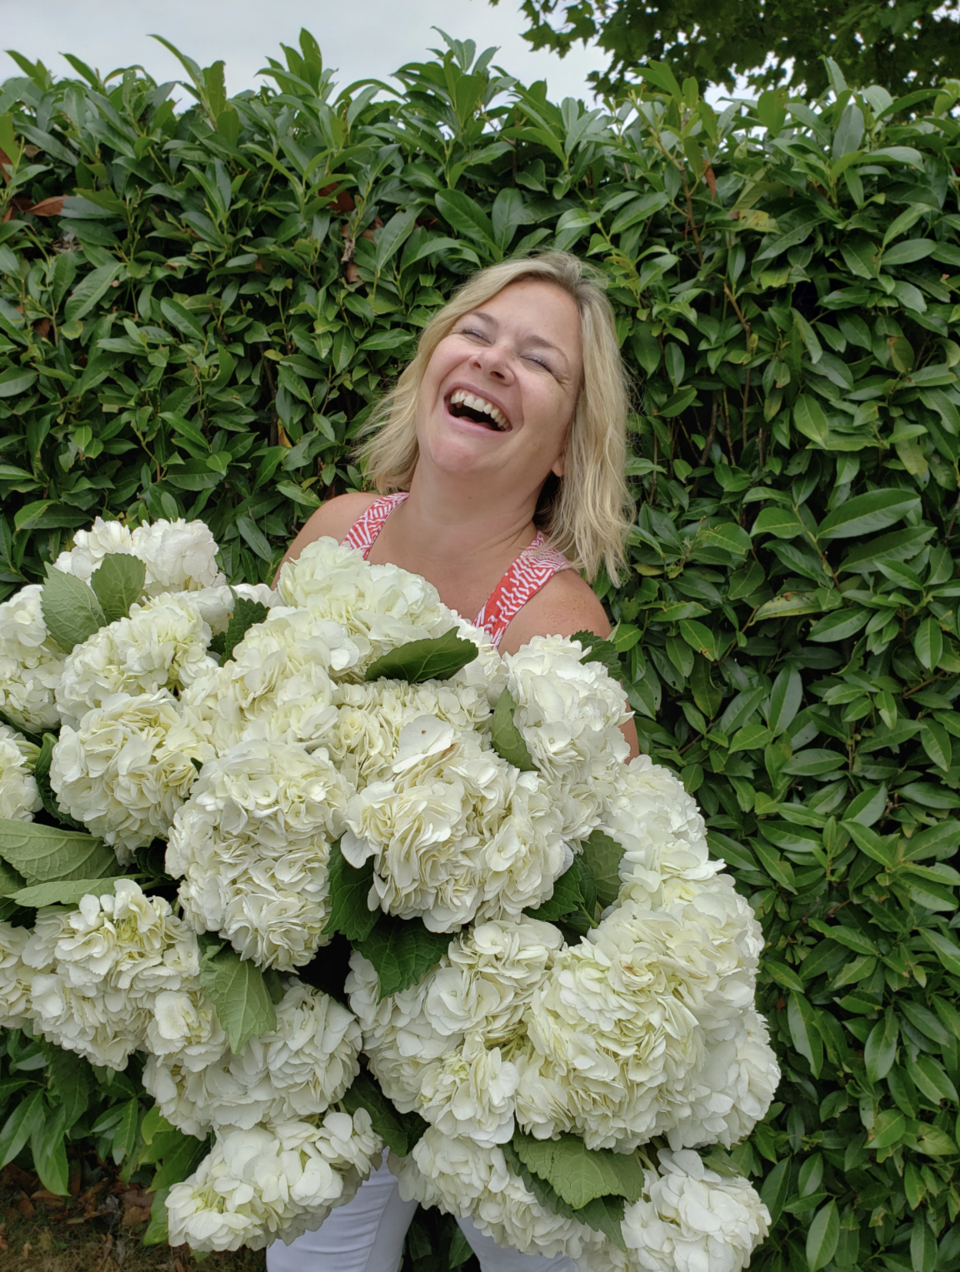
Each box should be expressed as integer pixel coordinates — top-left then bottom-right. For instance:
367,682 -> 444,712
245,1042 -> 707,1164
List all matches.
359,252 -> 633,582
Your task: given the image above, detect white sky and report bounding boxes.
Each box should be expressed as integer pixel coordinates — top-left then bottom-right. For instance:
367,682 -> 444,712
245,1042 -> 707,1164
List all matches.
0,0 -> 605,103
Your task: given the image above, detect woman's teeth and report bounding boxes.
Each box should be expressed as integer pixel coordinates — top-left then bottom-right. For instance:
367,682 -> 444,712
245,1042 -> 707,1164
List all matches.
449,389 -> 509,431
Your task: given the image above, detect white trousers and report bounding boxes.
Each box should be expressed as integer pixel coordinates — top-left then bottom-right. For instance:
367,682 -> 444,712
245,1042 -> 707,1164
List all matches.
266,1158 -> 578,1272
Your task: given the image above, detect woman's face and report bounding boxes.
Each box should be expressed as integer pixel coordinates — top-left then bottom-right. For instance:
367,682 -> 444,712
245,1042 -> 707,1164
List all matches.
414,279 -> 583,493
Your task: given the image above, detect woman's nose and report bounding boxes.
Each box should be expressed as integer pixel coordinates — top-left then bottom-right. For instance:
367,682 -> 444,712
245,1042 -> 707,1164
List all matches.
470,342 -> 510,380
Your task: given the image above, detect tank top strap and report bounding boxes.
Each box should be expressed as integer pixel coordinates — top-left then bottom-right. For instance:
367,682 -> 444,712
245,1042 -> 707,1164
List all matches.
474,533 -> 574,649
341,492 -> 409,558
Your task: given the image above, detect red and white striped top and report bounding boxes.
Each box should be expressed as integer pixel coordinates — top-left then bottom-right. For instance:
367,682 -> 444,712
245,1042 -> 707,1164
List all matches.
341,492 -> 573,648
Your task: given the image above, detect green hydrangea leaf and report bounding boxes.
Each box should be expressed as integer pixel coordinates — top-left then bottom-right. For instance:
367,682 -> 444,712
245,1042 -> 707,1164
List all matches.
10,877 -> 128,907
570,629 -> 622,678
364,626 -> 478,683
0,856 -> 25,895
511,1131 -> 646,1210
198,944 -> 277,1053
580,829 -> 625,909
40,564 -> 106,653
355,913 -> 452,1000
502,1139 -> 628,1250
0,819 -> 117,884
262,967 -> 286,1005
33,733 -> 85,831
524,863 -> 583,922
341,1070 -> 428,1156
215,594 -> 270,663
324,840 -> 378,942
89,552 -> 146,622
491,688 -> 537,771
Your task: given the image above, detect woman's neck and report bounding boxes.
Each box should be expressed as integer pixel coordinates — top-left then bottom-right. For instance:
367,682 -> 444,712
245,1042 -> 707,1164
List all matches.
366,471 -> 540,616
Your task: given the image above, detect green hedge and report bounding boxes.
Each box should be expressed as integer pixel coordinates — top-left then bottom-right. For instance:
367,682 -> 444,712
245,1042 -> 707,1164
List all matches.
1,32 -> 960,1272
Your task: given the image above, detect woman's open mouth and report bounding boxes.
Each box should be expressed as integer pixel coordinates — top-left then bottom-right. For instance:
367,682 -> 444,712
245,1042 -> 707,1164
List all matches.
447,389 -> 510,431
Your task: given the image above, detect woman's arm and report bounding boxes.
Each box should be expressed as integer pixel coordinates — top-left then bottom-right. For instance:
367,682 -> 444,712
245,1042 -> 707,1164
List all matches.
499,571 -> 640,760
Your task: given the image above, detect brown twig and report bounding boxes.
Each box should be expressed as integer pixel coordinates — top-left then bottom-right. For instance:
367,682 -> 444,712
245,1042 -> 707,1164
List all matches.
722,394 -> 735,464
698,397 -> 719,466
944,491 -> 960,542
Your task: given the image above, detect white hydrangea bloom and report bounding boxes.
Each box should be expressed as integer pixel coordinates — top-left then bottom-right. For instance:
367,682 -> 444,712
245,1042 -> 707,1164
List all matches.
0,723 -> 41,821
426,918 -> 564,1044
349,921 -> 563,1136
342,717 -> 566,931
55,593 -> 217,730
513,866 -> 772,1151
0,584 -> 66,732
144,980 -> 361,1138
605,756 -> 715,901
0,921 -> 36,1028
417,1031 -> 519,1146
621,1149 -> 770,1272
54,517 -> 135,580
503,636 -> 629,840
275,537 -> 503,695
346,951 -> 451,1112
276,538 -> 449,675
166,1109 -> 383,1252
660,1009 -> 781,1152
50,690 -> 207,861
394,1130 -> 591,1260
329,678 -> 491,788
56,517 -> 224,595
144,987 -> 229,1073
188,583 -> 277,636
22,879 -> 200,1069
167,740 -> 349,970
129,518 -> 224,596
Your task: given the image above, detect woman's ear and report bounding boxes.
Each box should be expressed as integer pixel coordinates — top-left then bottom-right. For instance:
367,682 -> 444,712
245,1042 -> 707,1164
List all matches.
551,452 -> 565,478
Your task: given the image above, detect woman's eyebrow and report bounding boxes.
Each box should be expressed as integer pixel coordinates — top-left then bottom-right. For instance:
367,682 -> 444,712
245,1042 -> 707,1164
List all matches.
466,310 -> 571,368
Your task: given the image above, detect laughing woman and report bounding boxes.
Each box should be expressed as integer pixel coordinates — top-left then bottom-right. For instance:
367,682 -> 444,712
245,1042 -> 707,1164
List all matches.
270,251 -> 637,1272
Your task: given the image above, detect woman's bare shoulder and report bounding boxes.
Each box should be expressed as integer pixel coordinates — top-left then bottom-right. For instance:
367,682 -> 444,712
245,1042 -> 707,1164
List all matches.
497,569 -> 611,655
276,492 -> 379,574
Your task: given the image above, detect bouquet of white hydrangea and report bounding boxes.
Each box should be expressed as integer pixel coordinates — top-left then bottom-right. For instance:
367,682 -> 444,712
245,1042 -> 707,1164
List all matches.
0,517 -> 779,1268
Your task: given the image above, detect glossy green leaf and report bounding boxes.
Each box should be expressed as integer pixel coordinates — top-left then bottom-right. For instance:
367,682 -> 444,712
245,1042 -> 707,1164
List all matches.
524,863 -> 584,922
0,1088 -> 45,1168
806,1200 -> 840,1272
64,263 -> 122,323
324,840 -> 378,942
766,668 -> 803,736
365,628 -> 478,683
870,1109 -> 906,1149
817,490 -> 919,541
788,993 -> 823,1076
491,688 -> 537,771
355,914 -> 452,1000
578,829 -> 624,908
864,1009 -> 898,1084
917,928 -> 960,976
213,594 -> 270,663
